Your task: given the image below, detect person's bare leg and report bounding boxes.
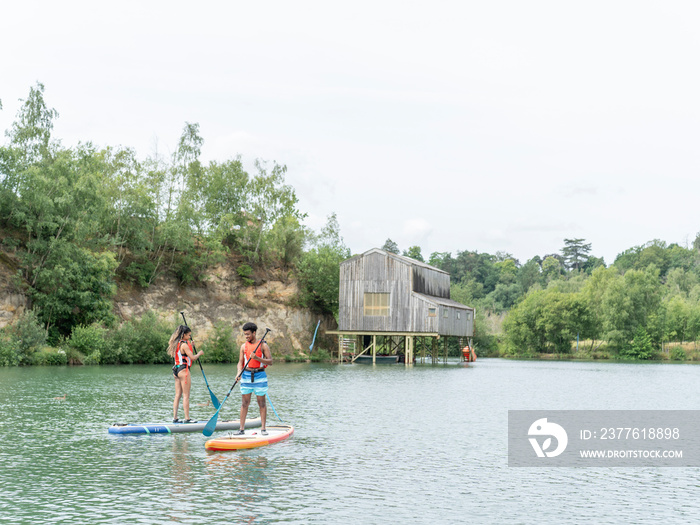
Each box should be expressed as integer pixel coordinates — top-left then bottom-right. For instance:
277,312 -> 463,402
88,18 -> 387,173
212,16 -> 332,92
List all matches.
257,395 -> 267,431
173,376 -> 183,420
240,393 -> 252,430
181,369 -> 191,420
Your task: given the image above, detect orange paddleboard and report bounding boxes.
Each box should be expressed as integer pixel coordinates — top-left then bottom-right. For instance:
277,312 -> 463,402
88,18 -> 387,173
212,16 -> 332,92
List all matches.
205,424 -> 294,451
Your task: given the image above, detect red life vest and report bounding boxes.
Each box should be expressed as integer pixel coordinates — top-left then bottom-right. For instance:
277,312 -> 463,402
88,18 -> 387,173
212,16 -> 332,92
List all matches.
175,340 -> 193,367
244,340 -> 266,369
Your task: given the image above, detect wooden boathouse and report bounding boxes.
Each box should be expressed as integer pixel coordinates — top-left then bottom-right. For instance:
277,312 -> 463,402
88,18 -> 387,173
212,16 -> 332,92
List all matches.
327,248 -> 474,365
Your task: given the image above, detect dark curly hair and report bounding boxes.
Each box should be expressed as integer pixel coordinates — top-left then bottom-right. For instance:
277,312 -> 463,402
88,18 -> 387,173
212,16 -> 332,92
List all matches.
242,322 -> 257,333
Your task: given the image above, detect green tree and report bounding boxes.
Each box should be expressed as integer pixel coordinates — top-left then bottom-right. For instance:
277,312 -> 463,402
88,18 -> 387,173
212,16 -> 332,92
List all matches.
382,238 -> 399,254
239,159 -> 302,263
665,295 -> 689,343
517,259 -> 541,293
561,238 -> 592,271
199,157 -> 249,240
581,255 -> 606,274
542,256 -> 563,282
297,213 -> 350,317
495,258 -> 518,284
503,288 -> 593,354
402,245 -> 424,261
665,267 -> 697,298
31,244 -> 117,339
601,266 -> 662,350
620,327 -> 654,360
487,282 -> 522,310
267,215 -> 307,269
6,82 -> 59,163
580,266 -> 620,343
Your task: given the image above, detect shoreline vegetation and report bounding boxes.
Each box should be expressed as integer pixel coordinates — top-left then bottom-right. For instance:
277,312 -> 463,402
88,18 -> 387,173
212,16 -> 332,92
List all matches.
502,340 -> 700,362
3,83 -> 700,367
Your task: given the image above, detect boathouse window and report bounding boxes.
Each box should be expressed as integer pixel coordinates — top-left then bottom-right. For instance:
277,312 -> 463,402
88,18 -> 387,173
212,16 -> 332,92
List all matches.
428,308 -> 436,317
364,293 -> 389,316
443,310 -> 449,318
457,312 -> 461,320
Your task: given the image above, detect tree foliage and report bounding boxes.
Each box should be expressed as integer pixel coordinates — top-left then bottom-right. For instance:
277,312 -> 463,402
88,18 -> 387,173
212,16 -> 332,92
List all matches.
297,213 -> 350,317
382,238 -> 399,254
6,83 -> 700,362
0,83 -> 307,339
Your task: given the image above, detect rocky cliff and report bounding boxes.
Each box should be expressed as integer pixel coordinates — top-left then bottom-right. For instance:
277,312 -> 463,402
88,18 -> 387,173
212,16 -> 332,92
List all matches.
0,249 -> 336,354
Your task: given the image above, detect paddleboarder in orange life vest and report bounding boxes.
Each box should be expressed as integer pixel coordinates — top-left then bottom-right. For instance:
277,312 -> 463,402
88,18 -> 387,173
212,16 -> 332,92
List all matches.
234,322 -> 272,436
167,325 -> 203,423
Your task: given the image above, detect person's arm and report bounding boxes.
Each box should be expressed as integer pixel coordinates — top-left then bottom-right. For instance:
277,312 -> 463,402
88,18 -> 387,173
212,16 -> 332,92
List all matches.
180,341 -> 202,362
236,344 -> 246,379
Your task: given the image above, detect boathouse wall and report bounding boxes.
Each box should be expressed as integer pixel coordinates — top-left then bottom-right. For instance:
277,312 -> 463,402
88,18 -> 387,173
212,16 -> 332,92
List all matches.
338,248 -> 473,337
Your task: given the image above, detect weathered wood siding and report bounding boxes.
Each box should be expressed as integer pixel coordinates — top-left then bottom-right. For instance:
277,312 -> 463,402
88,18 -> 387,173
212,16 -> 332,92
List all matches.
437,305 -> 473,337
410,293 -> 439,333
339,251 -> 414,331
412,266 -> 450,298
338,249 -> 473,336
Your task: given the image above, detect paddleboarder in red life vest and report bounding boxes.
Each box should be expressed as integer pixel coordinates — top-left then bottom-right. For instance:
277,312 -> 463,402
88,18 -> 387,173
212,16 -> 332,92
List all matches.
234,322 -> 272,436
167,325 -> 203,423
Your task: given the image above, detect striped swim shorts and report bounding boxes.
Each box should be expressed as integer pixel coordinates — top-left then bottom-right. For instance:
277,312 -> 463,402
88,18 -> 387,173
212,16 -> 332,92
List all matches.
240,370 -> 268,396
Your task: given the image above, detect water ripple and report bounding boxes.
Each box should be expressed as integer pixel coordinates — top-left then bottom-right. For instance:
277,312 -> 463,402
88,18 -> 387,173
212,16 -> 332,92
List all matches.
2,360 -> 700,523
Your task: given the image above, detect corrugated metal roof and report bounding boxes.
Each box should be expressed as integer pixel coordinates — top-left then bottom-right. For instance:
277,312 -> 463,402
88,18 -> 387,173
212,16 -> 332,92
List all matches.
412,292 -> 473,310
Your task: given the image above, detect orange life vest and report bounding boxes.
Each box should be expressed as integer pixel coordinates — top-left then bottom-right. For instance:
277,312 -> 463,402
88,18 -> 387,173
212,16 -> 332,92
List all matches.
175,340 -> 193,367
244,340 -> 266,369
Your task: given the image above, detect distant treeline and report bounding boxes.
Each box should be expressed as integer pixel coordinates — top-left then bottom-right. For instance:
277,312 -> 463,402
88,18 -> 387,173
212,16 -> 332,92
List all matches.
382,236 -> 700,360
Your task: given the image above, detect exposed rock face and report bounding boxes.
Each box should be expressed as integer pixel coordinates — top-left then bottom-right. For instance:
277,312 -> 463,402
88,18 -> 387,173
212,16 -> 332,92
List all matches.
116,261 -> 335,353
0,250 -> 26,328
0,253 -> 336,354
0,292 -> 27,329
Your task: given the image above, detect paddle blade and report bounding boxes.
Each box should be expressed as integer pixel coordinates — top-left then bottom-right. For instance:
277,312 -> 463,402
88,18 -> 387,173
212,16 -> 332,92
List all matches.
309,320 -> 321,352
209,391 -> 221,410
203,410 -> 220,437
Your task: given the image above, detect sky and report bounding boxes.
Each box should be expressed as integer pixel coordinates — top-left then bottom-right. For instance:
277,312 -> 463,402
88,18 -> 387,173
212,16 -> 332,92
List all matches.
2,1 -> 700,265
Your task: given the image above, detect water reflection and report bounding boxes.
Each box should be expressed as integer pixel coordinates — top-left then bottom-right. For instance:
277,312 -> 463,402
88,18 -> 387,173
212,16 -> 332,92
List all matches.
204,452 -> 271,523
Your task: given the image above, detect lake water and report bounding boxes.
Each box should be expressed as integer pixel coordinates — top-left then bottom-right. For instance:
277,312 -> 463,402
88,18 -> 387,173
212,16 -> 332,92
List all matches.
2,358 -> 699,524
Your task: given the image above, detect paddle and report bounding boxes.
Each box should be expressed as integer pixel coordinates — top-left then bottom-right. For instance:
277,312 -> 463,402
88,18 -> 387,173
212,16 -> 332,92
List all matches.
180,312 -> 220,409
266,393 -> 283,422
309,319 -> 321,353
202,328 -> 271,437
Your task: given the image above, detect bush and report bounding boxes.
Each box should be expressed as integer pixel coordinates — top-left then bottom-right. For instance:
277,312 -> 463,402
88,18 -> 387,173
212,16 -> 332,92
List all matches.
68,324 -> 107,359
283,353 -> 309,363
65,346 -> 86,365
619,327 -> 655,360
236,264 -> 254,286
124,259 -> 158,288
0,334 -> 21,366
106,311 -> 172,364
13,310 -> 47,353
201,321 -> 238,363
0,310 -> 46,366
670,347 -> 687,361
309,348 -> 330,362
30,243 -> 117,342
32,347 -> 68,366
